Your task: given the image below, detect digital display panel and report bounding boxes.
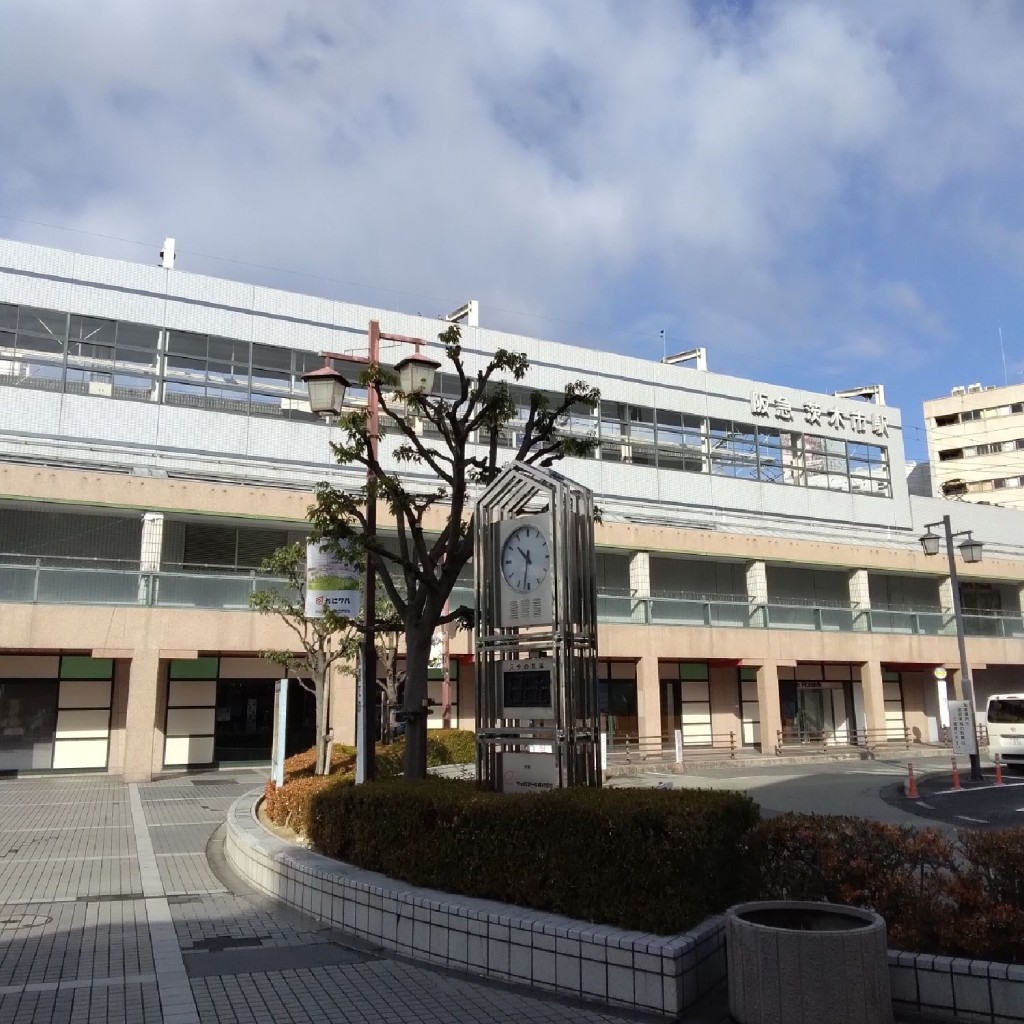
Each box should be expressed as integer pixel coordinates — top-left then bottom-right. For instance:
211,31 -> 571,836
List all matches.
503,669 -> 553,710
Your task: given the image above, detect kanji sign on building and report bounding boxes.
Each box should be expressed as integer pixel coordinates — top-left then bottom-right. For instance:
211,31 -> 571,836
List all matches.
749,390 -> 888,437
948,699 -> 978,756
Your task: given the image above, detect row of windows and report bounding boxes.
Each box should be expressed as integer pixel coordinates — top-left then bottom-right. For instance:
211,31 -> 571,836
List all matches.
934,401 -> 1024,427
0,302 -> 325,421
967,476 -> 1024,493
0,302 -> 891,497
939,438 -> 1024,461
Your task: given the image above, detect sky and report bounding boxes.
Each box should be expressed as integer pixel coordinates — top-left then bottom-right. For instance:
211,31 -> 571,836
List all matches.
2,1 -> 1024,464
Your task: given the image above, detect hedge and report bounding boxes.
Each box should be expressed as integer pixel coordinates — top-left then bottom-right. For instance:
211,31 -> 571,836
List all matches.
307,780 -> 759,934
740,814 -> 1024,963
263,730 -> 477,835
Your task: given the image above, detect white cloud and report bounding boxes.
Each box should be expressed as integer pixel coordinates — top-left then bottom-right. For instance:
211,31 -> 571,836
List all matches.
0,1 -> 1022,398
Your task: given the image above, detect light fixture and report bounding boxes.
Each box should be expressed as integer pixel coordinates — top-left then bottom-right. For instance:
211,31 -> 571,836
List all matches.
302,364 -> 349,415
919,530 -> 940,556
958,535 -> 983,563
393,353 -> 440,396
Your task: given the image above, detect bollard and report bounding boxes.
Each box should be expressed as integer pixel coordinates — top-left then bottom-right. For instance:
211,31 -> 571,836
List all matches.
905,763 -> 920,799
951,758 -> 961,791
995,755 -> 1005,787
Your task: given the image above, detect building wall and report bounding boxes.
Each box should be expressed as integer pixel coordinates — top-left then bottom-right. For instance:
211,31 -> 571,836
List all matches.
924,382 -> 1024,509
2,239 -> 1024,777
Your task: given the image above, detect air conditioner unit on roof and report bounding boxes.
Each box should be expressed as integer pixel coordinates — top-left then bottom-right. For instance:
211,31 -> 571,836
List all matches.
951,386 -> 966,396
966,383 -> 983,393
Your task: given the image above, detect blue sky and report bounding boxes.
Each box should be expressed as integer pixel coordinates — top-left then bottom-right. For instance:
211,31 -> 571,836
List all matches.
1,1 -> 1023,464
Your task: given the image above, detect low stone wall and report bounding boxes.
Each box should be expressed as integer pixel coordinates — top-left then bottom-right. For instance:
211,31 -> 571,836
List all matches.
889,949 -> 1024,1023
225,792 -> 725,1018
226,791 -> 1024,1023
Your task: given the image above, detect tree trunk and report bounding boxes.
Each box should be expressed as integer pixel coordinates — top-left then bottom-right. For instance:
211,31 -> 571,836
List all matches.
402,622 -> 433,779
313,674 -> 329,775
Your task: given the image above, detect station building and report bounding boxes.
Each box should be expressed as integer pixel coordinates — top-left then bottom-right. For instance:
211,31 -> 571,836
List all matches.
1,237 -> 1023,779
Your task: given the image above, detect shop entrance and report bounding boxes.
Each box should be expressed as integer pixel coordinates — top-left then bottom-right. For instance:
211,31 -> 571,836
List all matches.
779,664 -> 856,744
0,680 -> 58,772
214,679 -> 316,763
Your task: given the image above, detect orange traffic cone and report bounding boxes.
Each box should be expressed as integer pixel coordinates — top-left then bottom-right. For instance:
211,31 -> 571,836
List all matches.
905,763 -> 920,799
995,755 -> 1005,787
951,758 -> 962,791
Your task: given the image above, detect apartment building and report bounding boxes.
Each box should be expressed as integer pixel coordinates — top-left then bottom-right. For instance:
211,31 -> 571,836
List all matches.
925,382 -> 1024,510
1,238 -> 1023,780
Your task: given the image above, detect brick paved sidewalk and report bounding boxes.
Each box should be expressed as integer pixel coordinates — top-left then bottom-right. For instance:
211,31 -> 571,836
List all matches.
0,774 -> 728,1023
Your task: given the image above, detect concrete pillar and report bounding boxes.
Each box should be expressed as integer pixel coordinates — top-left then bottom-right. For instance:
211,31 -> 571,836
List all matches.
859,661 -> 888,743
629,551 -> 651,623
849,569 -> 871,631
138,512 -> 164,605
746,561 -> 768,627
330,663 -> 357,746
140,512 -> 164,571
754,662 -> 782,755
123,650 -> 161,782
939,576 -> 955,633
635,654 -> 662,740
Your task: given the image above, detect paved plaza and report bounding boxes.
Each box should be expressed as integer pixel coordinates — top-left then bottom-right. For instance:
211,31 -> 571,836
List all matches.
0,773 -> 714,1024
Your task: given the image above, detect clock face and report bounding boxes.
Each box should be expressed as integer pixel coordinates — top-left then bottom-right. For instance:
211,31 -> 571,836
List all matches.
500,523 -> 551,594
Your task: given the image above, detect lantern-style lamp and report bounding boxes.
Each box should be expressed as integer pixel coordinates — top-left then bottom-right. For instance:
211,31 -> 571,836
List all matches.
302,364 -> 349,415
394,353 -> 440,395
919,530 -> 941,556
958,535 -> 983,564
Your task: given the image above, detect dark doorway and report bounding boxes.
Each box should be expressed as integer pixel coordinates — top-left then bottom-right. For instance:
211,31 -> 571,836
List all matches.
214,679 -> 316,762
0,680 -> 59,772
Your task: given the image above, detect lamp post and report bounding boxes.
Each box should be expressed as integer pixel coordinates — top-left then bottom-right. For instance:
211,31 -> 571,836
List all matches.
920,514 -> 985,782
303,321 -> 439,782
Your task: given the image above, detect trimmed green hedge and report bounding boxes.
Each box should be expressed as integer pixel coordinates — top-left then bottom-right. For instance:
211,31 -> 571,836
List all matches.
307,780 -> 759,934
375,729 -> 478,778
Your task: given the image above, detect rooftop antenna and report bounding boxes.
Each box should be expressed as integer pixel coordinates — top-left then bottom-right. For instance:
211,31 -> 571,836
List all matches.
660,329 -> 666,361
999,326 -> 1008,387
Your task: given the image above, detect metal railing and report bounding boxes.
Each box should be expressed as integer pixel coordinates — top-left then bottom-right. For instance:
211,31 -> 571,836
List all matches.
774,723 -> 990,756
0,561 -> 294,609
607,731 -> 738,765
1,556 -> 1023,640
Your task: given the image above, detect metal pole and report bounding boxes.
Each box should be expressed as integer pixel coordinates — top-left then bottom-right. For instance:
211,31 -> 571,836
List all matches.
362,321 -> 380,781
943,515 -> 983,781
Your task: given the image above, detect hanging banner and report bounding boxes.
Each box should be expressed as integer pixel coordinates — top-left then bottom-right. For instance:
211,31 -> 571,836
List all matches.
305,541 -> 362,619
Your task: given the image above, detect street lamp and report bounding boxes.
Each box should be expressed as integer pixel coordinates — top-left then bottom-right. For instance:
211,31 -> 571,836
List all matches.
920,514 -> 985,781
302,321 -> 437,782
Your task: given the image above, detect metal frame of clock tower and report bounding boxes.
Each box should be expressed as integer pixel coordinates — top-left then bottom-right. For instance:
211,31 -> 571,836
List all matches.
474,461 -> 601,790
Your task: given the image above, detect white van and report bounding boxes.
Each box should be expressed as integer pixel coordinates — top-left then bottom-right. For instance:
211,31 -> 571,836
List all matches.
985,694 -> 1024,768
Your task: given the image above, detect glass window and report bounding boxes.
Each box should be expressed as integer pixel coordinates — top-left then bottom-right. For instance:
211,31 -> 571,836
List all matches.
0,303 -> 17,331
757,428 -> 803,484
988,698 -> 1024,724
69,314 -> 116,347
709,419 -> 758,479
18,306 -> 67,338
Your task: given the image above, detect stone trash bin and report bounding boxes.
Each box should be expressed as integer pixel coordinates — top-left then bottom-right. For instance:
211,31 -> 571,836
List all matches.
726,901 -> 892,1024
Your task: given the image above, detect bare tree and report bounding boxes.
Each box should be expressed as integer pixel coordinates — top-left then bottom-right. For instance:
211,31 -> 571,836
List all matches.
309,323 -> 598,779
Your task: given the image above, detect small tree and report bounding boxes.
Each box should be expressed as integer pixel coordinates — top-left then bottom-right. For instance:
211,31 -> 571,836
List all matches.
249,542 -> 360,775
309,323 -> 598,779
374,596 -> 404,744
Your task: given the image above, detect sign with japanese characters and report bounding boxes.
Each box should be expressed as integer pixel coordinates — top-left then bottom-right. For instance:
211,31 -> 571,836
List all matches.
304,542 -> 362,619
750,391 -> 888,438
948,700 -> 978,756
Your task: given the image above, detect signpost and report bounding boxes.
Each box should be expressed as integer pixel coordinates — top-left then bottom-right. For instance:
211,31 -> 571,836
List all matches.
271,678 -> 289,787
949,700 -> 978,756
934,667 -> 950,730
